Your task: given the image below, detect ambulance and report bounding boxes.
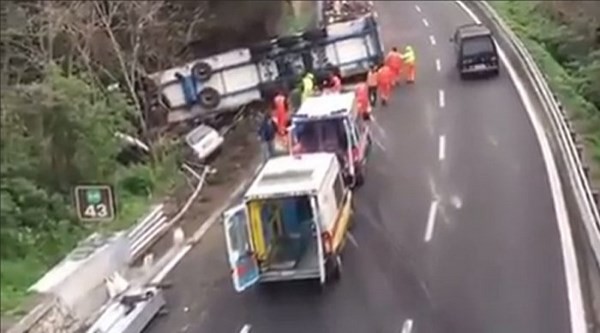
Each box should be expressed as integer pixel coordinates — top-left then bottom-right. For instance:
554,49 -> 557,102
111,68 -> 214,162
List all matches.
289,92 -> 372,187
222,153 -> 353,292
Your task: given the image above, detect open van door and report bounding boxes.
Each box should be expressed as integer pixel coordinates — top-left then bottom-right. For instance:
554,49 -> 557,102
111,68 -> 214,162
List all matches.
223,204 -> 260,292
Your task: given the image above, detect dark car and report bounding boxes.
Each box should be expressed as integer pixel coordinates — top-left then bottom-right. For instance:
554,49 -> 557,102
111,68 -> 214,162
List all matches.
451,23 -> 499,79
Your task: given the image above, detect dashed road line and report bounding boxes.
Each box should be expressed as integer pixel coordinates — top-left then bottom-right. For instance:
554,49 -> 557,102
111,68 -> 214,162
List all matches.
436,58 -> 441,72
439,89 -> 445,108
429,35 -> 437,45
424,200 -> 439,242
422,18 -> 429,27
401,319 -> 414,333
240,324 -> 252,333
415,4 -> 422,12
439,135 -> 446,161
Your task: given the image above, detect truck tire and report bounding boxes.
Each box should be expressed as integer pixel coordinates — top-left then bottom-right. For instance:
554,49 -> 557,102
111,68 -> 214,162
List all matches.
302,28 -> 327,42
197,87 -> 221,109
191,61 -> 212,82
276,35 -> 303,48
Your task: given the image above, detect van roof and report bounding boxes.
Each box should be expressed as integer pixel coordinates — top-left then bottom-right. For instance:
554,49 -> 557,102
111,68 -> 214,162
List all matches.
457,24 -> 492,39
295,93 -> 356,119
245,153 -> 337,199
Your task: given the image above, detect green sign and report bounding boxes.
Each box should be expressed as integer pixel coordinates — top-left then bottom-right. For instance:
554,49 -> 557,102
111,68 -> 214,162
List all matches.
74,185 -> 115,222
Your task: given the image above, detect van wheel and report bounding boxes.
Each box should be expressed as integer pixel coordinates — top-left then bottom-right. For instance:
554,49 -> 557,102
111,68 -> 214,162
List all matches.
354,167 -> 365,188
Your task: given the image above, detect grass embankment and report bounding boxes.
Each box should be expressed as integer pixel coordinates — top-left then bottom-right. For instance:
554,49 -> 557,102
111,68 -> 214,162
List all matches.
490,1 -> 600,181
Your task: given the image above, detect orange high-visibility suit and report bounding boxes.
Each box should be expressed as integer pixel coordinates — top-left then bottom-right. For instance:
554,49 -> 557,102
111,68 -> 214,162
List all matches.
273,93 -> 288,135
385,51 -> 403,86
355,83 -> 370,119
377,65 -> 393,105
402,46 -> 416,83
330,74 -> 342,93
366,69 -> 378,106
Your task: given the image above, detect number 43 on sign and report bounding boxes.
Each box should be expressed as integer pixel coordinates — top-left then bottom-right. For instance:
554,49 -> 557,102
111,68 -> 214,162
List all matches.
74,185 -> 116,222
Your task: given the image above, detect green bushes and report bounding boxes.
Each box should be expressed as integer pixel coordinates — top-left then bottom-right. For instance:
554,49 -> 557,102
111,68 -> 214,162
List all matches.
0,68 -> 179,314
491,1 -> 600,175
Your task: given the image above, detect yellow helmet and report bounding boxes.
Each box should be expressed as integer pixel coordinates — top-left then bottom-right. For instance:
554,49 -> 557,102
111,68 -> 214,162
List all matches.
405,45 -> 413,52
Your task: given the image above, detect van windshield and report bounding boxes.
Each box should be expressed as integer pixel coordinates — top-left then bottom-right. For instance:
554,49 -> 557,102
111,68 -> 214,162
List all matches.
294,118 -> 348,155
462,36 -> 494,57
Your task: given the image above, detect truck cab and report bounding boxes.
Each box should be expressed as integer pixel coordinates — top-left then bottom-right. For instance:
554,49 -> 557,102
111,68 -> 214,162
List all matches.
290,92 -> 371,187
222,153 -> 353,292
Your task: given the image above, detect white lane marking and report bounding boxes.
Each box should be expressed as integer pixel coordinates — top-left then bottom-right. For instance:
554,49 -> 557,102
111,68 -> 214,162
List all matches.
456,2 -> 586,332
439,135 -> 446,161
429,35 -> 437,45
370,114 -> 388,138
415,5 -> 422,12
436,58 -> 441,72
422,18 -> 430,27
347,232 -> 359,248
373,136 -> 387,152
424,200 -> 439,242
401,319 -> 414,333
439,89 -> 445,108
240,324 -> 252,333
451,195 -> 463,209
488,135 -> 499,146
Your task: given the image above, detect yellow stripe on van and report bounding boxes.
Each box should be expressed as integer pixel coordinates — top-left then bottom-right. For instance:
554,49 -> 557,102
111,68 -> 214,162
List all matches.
332,191 -> 353,252
248,201 -> 267,260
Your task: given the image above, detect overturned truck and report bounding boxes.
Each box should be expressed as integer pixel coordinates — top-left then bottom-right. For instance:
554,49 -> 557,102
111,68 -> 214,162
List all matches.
145,14 -> 383,124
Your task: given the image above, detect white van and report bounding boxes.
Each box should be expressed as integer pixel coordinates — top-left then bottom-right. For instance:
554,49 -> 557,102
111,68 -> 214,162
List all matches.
222,153 -> 353,292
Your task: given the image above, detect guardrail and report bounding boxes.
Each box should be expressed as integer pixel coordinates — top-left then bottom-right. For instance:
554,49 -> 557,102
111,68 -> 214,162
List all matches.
473,1 -> 600,266
127,204 -> 168,261
126,164 -> 212,263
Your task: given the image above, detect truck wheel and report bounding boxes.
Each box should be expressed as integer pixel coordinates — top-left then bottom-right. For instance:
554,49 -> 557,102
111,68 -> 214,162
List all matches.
354,166 -> 365,188
197,87 -> 221,109
191,61 -> 212,82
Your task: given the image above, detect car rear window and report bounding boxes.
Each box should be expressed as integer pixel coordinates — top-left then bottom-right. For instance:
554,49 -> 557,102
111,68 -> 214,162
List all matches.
462,36 -> 494,56
186,126 -> 213,146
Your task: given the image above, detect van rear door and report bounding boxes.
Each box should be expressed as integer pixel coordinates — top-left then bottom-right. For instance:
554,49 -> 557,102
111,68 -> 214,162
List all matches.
223,204 -> 260,292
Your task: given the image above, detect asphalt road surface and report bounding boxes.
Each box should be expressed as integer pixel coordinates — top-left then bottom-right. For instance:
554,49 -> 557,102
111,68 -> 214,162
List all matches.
144,1 -> 573,332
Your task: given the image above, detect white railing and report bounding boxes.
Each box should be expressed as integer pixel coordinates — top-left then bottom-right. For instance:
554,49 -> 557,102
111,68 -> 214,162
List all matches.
474,1 -> 600,265
127,204 -> 168,261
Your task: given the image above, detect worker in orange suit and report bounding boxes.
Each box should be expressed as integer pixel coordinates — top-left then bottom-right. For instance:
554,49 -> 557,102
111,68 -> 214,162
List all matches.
355,82 -> 371,120
385,47 -> 403,86
273,91 -> 288,136
402,45 -> 416,83
329,71 -> 342,93
366,66 -> 378,107
377,64 -> 393,106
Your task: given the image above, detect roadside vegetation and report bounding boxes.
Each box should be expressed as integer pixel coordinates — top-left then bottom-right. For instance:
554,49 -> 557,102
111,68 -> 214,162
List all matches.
0,0 -> 287,316
490,1 -> 600,180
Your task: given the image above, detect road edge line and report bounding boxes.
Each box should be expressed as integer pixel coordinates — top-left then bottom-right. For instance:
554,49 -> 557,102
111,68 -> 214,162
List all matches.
455,2 -> 587,332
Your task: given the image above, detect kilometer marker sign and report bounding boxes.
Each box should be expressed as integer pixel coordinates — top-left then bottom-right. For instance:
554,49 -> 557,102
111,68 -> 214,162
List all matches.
74,184 -> 116,222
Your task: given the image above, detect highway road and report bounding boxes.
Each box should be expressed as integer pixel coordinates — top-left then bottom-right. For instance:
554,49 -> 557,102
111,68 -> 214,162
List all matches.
144,1 -> 577,332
